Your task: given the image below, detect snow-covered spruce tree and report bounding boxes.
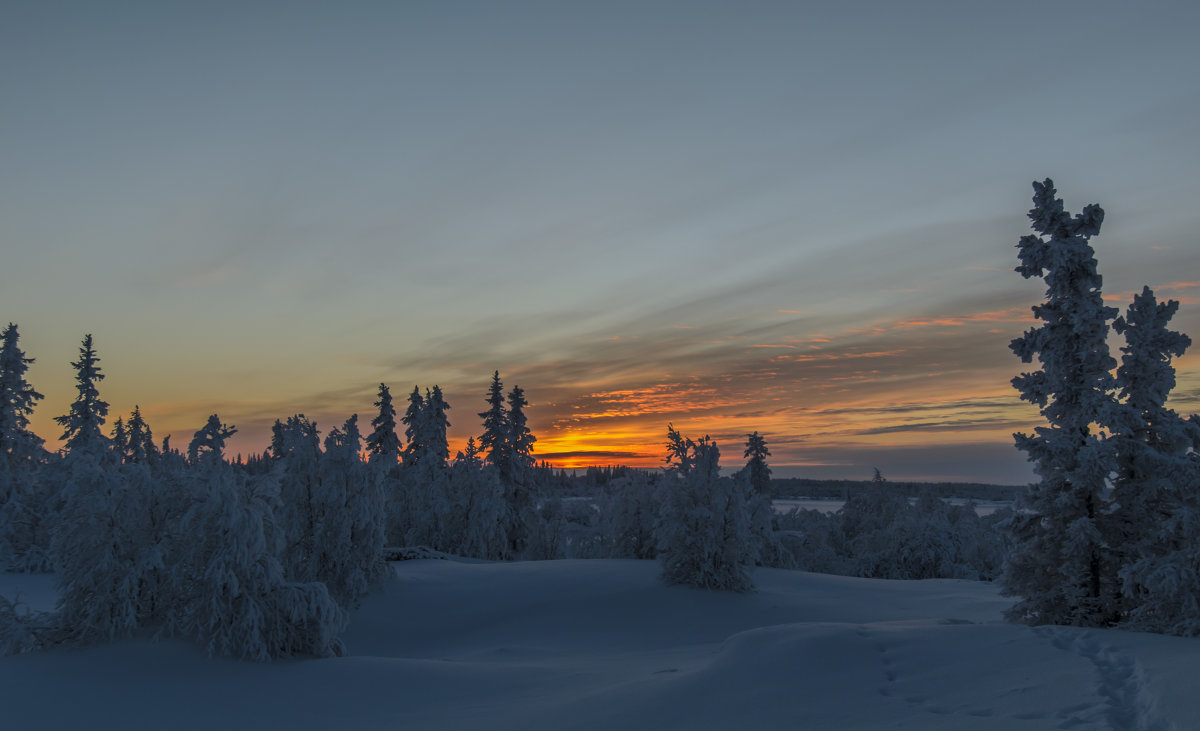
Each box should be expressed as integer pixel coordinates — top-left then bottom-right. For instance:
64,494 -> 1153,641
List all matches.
1002,179 -> 1121,627
503,384 -> 538,556
400,386 -> 455,549
401,386 -> 425,469
271,415 -> 324,583
51,427 -> 143,641
422,385 -> 452,470
1108,287 -> 1200,632
47,335 -> 165,641
366,383 -> 402,467
448,454 -> 511,560
479,371 -> 510,480
0,324 -> 51,572
366,384 -> 404,545
740,431 -> 790,567
109,417 -> 128,460
0,458 -> 55,573
0,324 -> 45,462
125,405 -> 159,465
743,432 -> 771,495
54,334 -> 109,454
317,415 -> 389,607
169,445 -> 345,661
656,427 -> 757,592
507,385 -> 535,479
598,471 -> 661,559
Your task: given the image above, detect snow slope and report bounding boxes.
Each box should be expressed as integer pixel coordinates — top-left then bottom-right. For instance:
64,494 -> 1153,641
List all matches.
2,560 -> 1197,730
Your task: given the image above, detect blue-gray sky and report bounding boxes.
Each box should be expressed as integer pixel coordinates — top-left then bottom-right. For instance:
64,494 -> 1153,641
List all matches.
3,0 -> 1198,482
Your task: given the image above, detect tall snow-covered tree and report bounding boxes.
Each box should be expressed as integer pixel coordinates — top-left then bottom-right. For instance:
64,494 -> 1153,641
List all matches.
1108,287 -> 1200,630
0,324 -> 45,461
420,385 -> 452,471
54,334 -> 109,455
366,383 -> 401,467
1002,179 -> 1121,627
479,371 -> 509,478
743,432 -> 771,495
0,327 -> 51,569
316,414 -> 389,606
271,415 -> 323,583
507,385 -> 535,479
401,386 -> 425,468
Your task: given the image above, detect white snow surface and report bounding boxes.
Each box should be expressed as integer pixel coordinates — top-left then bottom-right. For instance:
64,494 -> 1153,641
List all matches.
2,559 -> 1198,730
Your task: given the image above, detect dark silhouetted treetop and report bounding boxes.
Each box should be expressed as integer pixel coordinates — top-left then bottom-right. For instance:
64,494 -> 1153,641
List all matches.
124,405 -> 158,464
744,432 -> 771,494
507,385 -> 535,473
366,383 -> 401,463
479,371 -> 508,475
401,386 -> 425,468
0,323 -> 45,459
54,334 -> 109,455
188,414 -> 237,464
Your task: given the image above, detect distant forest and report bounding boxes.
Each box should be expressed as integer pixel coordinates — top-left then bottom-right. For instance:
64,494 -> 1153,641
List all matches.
769,478 -> 1022,502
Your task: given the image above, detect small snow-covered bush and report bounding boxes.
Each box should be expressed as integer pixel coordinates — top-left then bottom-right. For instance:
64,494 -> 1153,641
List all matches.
0,593 -> 56,656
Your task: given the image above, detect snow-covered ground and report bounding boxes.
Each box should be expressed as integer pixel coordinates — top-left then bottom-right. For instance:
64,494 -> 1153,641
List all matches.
2,559 -> 1196,730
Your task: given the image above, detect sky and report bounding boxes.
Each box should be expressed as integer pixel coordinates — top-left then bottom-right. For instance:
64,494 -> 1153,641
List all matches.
2,0 -> 1198,483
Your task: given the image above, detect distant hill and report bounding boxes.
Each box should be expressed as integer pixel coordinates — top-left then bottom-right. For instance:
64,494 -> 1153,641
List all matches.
771,477 -> 1023,502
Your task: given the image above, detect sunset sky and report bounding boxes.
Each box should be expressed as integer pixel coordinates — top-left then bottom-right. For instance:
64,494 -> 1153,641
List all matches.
3,1 -> 1198,483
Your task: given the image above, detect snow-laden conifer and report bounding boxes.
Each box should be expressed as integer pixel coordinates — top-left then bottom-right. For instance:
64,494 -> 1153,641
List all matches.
54,334 -> 109,455
50,449 -> 142,642
598,471 -> 660,559
424,385 -> 452,470
0,460 -> 54,573
169,455 -> 345,660
743,432 -> 771,495
479,371 -> 509,478
1108,287 -> 1200,632
0,326 -> 51,571
401,386 -> 425,469
271,415 -> 323,583
507,385 -> 535,477
188,414 -> 236,464
109,417 -> 128,460
0,324 -> 44,461
125,405 -> 158,464
450,458 -> 511,560
656,429 -> 756,592
1002,179 -> 1121,626
502,384 -> 537,555
366,383 -> 402,467
317,415 -> 389,606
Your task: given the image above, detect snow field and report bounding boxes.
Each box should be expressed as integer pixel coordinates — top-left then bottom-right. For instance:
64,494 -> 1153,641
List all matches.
3,559 -> 1198,730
